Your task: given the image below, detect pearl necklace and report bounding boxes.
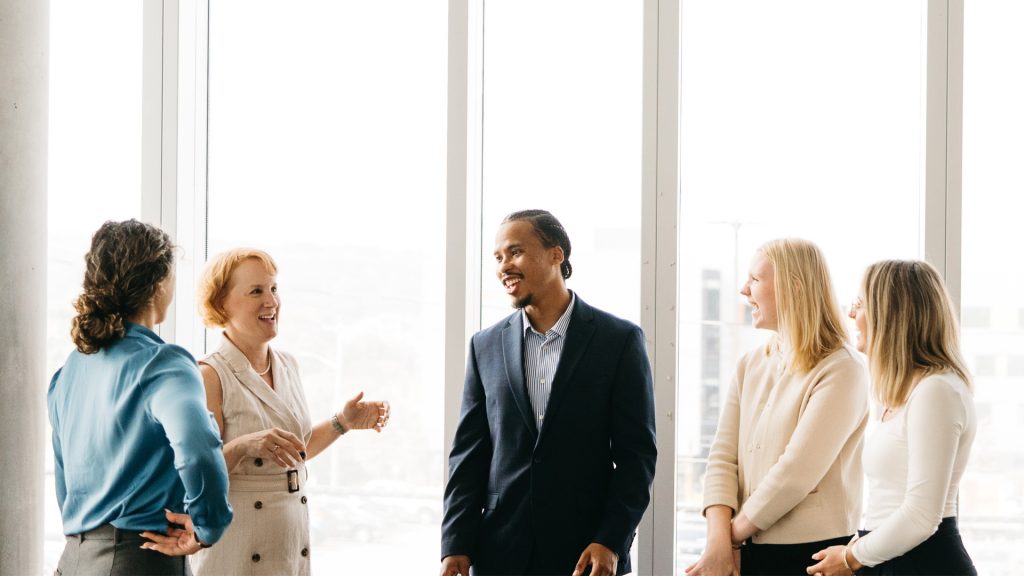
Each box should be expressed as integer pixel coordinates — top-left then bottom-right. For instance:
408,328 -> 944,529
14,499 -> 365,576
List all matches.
254,351 -> 272,376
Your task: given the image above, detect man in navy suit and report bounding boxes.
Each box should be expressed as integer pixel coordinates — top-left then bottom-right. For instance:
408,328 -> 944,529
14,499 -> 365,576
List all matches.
440,210 -> 657,576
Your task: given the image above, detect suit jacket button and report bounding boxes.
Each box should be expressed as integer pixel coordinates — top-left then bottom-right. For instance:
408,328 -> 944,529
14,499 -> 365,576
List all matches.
254,458 -> 264,467
254,501 -> 263,510
533,456 -> 542,463
252,553 -> 261,562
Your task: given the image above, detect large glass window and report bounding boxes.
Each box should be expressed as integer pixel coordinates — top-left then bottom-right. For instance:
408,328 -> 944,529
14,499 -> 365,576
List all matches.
479,0 -> 643,327
675,1 -> 926,567
960,2 -> 1024,573
45,1 -> 143,573
42,2 -> 1024,573
207,1 -> 446,571
477,0 -> 644,566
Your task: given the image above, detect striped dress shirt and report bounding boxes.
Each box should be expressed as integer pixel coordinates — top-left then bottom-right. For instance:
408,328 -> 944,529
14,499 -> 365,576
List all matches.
522,293 -> 576,429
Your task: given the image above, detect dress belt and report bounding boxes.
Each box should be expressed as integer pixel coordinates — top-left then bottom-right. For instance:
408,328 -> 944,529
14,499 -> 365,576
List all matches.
230,464 -> 307,493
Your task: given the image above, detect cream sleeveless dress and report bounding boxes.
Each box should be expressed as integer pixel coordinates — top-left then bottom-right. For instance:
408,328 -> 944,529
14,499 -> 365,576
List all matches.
192,338 -> 314,576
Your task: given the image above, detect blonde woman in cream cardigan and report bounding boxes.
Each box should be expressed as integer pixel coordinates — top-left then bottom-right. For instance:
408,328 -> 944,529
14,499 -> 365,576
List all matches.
686,238 -> 869,576
807,260 -> 976,576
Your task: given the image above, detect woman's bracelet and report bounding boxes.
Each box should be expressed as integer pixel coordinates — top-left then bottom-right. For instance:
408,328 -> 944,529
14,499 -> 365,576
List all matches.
330,413 -> 348,435
841,546 -> 853,571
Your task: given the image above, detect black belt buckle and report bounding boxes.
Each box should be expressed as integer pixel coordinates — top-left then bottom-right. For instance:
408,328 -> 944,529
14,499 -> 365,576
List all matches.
287,469 -> 300,493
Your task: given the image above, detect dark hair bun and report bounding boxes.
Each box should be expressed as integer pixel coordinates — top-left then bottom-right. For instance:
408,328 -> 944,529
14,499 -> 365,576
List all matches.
70,220 -> 174,354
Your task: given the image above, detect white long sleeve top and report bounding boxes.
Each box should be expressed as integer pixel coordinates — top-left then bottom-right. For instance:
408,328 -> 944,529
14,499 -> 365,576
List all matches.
851,372 -> 976,567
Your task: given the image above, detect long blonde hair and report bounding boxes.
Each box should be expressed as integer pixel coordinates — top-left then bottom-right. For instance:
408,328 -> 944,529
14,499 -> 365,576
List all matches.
861,259 -> 971,408
760,238 -> 848,373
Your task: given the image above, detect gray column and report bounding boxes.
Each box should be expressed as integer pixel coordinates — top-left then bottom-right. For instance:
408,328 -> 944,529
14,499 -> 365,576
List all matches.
0,0 -> 49,573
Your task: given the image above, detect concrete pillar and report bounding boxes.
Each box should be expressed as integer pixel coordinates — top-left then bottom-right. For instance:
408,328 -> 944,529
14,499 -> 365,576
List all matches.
0,0 -> 48,573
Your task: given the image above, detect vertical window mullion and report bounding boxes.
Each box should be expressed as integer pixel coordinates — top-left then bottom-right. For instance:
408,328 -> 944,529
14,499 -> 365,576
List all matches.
142,0 -> 180,342
924,0 -> 964,304
445,0 -> 474,482
643,0 -> 681,574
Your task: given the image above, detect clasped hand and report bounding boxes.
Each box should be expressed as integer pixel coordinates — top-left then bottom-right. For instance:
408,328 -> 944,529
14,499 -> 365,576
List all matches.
141,509 -> 204,556
239,426 -> 306,468
684,541 -> 740,576
806,545 -> 855,576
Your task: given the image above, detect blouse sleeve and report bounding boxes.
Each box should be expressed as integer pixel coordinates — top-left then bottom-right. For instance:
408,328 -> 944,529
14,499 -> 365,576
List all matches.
147,345 -> 234,545
851,378 -> 970,567
47,369 -> 68,511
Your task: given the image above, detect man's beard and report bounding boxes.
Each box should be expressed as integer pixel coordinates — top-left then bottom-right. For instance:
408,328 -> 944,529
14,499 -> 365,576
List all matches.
512,294 -> 532,309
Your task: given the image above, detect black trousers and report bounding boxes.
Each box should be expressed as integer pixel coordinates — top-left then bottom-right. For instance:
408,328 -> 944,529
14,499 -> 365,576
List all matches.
740,535 -> 852,576
858,517 -> 976,576
56,524 -> 191,576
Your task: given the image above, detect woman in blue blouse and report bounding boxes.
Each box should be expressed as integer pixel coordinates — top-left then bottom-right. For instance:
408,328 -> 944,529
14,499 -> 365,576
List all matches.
48,219 -> 233,575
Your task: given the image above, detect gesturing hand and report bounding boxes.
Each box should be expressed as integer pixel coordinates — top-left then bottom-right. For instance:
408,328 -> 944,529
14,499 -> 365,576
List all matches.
141,509 -> 205,556
337,391 -> 391,432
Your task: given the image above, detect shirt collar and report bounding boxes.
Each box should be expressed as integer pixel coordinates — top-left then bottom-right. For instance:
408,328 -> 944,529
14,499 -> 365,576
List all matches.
125,321 -> 163,344
522,291 -> 576,338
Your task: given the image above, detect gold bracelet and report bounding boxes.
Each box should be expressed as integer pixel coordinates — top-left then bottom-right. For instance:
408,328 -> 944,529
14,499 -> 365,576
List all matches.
841,546 -> 853,571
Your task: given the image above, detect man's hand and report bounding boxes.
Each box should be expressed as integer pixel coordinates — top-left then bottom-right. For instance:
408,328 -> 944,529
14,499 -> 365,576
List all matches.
140,509 -> 206,556
572,542 -> 618,576
440,554 -> 471,576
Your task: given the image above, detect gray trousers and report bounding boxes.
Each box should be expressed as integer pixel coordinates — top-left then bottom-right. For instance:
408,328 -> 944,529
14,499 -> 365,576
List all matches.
56,524 -> 192,576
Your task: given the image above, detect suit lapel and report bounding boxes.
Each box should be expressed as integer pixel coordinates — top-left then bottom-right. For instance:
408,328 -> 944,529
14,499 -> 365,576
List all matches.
537,298 -> 596,446
502,313 -> 538,439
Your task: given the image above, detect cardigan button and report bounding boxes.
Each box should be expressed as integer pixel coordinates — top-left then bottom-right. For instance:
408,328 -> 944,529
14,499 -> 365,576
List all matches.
252,553 -> 261,562
301,496 -> 308,504
301,547 -> 309,557
254,458 -> 264,467
254,501 -> 263,510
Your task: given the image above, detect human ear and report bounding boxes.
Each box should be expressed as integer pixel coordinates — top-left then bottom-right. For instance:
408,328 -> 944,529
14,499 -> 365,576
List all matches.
550,246 -> 564,265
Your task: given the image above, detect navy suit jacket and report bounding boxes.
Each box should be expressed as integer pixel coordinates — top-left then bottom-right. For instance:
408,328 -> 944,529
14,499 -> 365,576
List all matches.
442,295 -> 657,575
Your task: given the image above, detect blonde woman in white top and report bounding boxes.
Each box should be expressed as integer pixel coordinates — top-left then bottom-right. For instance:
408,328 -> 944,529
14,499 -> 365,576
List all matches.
809,260 -> 976,576
190,249 -> 391,576
688,238 -> 870,576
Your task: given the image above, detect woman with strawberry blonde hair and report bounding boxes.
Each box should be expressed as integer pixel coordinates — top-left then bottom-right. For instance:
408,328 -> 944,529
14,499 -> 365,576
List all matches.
190,248 -> 391,576
809,260 -> 976,575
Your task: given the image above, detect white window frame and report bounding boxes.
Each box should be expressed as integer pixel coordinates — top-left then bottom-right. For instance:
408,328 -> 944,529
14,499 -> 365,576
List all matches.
147,1 -> 965,572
